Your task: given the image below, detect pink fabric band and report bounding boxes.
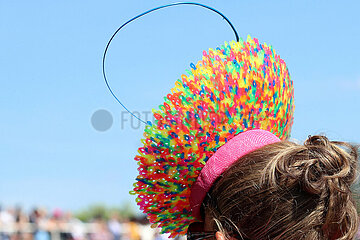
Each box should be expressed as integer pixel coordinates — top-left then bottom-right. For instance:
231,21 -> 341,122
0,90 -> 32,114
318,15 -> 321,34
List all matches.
189,129 -> 281,220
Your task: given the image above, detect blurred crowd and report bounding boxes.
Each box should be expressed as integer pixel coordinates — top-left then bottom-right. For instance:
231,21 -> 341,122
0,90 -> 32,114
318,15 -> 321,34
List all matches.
3,205 -> 360,240
0,206 -> 184,240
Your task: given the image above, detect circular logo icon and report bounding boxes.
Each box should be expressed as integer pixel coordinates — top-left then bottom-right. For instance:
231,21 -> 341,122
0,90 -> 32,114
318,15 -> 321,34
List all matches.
91,109 -> 113,132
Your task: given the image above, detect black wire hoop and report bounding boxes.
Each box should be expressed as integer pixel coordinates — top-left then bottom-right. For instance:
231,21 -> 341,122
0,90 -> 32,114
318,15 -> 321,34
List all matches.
102,2 -> 239,124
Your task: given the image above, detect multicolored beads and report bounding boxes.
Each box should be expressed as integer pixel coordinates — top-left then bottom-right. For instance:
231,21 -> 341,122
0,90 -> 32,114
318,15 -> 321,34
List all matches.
131,36 -> 294,237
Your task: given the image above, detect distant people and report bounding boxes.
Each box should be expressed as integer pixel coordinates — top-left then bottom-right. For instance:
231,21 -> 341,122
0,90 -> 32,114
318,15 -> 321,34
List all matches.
0,207 -> 15,240
127,217 -> 140,240
33,208 -> 50,240
137,216 -> 155,240
64,212 -> 85,240
90,217 -> 112,240
29,208 -> 39,224
0,205 -> 176,240
107,213 -> 122,240
13,206 -> 28,240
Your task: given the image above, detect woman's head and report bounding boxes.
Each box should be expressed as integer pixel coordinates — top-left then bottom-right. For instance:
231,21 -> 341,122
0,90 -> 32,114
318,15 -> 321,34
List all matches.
201,135 -> 359,240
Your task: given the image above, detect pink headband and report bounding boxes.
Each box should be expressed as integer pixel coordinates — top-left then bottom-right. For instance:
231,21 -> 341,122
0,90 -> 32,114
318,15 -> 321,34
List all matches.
189,129 -> 281,220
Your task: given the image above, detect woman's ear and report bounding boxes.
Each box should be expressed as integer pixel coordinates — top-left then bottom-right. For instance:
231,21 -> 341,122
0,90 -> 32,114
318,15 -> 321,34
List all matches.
215,231 -> 227,240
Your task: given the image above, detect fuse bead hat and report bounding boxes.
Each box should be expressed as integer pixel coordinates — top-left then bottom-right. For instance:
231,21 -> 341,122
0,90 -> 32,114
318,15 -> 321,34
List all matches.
131,36 -> 294,237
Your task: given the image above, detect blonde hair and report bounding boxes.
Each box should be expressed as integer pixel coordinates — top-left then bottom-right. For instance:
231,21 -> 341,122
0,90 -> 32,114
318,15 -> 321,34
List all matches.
202,135 -> 359,240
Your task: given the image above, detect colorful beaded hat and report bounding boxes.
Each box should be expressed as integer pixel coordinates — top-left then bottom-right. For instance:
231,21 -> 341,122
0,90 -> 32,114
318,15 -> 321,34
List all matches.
131,36 -> 294,237
103,3 -> 294,238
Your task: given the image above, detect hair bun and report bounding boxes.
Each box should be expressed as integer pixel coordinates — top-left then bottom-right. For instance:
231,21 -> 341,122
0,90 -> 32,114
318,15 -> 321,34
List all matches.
263,135 -> 358,195
302,135 -> 357,195
262,135 -> 358,238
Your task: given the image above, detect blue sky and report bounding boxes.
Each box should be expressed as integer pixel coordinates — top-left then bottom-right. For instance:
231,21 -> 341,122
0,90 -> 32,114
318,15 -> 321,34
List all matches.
1,0 -> 359,213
